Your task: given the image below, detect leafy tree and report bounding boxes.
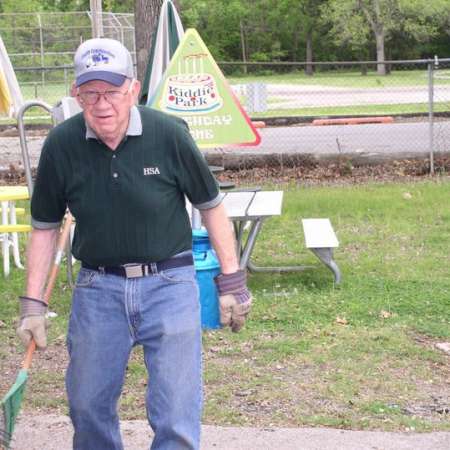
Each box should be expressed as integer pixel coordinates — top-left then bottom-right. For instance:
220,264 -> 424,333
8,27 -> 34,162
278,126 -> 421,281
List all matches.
0,0 -> 43,13
181,0 -> 314,64
181,0 -> 249,61
322,0 -> 449,75
104,0 -> 134,13
273,0 -> 328,74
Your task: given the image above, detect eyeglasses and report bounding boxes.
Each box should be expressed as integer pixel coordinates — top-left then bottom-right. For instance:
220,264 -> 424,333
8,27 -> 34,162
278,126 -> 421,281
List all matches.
77,80 -> 135,105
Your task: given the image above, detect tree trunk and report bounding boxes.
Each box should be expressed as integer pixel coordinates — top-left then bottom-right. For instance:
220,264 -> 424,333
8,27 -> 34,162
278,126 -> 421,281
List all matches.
305,28 -> 313,76
134,0 -> 164,83
375,28 -> 386,75
358,0 -> 386,76
240,20 -> 247,74
292,29 -> 299,61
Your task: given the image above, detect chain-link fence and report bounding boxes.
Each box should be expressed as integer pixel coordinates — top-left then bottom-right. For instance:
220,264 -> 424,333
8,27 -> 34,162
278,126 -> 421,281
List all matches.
0,11 -> 134,104
214,59 -> 450,173
1,58 -> 450,175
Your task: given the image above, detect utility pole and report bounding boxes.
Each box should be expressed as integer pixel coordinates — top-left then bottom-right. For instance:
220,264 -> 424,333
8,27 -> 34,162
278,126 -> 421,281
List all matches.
90,0 -> 104,38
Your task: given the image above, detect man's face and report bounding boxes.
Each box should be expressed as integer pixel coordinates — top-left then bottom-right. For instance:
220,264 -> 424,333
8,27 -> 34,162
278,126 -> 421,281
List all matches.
76,78 -> 140,144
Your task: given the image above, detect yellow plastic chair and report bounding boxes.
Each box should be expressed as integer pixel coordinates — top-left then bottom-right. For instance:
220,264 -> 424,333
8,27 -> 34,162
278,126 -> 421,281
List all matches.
0,207 -> 25,216
0,186 -> 31,276
0,223 -> 31,276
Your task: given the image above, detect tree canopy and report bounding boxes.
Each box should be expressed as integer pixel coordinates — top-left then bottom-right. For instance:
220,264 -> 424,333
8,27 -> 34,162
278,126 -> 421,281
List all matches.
1,0 -> 449,69
179,0 -> 450,65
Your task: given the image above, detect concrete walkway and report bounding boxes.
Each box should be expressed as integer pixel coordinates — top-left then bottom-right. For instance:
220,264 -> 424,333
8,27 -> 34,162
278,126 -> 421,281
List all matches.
12,414 -> 450,450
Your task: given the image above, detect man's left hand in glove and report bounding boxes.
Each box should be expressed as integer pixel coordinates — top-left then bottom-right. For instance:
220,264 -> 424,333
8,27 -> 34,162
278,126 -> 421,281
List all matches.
215,270 -> 252,332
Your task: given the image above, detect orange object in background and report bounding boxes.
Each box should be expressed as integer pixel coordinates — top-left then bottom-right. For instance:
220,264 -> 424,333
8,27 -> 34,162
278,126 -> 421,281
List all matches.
312,116 -> 394,126
251,121 -> 266,128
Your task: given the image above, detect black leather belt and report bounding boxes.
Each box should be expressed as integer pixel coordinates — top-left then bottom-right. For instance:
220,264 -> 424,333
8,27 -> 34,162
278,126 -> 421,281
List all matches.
81,254 -> 194,278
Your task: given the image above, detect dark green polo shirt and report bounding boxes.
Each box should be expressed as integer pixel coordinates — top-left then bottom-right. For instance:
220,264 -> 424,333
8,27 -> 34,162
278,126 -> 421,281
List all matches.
31,106 -> 220,266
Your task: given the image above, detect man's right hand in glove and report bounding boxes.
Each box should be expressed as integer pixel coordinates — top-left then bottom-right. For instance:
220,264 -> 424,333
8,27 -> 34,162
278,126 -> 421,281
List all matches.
16,296 -> 49,350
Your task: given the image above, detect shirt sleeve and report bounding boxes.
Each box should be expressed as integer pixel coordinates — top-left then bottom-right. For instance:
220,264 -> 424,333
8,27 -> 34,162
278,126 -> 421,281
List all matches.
31,136 -> 67,229
173,119 -> 221,210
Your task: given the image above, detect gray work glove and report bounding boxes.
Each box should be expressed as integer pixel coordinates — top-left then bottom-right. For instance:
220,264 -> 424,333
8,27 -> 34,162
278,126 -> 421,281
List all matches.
16,296 -> 49,350
215,270 -> 252,332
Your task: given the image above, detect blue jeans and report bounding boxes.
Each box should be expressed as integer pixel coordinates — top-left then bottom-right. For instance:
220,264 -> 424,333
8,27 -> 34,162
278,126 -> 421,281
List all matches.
66,252 -> 202,450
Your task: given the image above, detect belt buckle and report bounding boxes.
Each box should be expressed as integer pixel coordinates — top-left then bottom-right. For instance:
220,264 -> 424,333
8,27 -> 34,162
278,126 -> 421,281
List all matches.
123,264 -> 145,278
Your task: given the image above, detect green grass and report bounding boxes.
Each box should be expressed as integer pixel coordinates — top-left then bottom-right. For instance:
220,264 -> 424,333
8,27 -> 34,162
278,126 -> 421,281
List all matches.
0,82 -> 68,126
204,179 -> 450,430
228,69 -> 450,88
0,180 -> 450,431
255,101 -> 450,118
20,82 -> 71,105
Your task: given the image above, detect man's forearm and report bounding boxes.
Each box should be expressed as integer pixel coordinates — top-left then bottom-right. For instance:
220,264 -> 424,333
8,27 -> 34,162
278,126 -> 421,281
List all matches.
25,228 -> 59,301
200,203 -> 239,274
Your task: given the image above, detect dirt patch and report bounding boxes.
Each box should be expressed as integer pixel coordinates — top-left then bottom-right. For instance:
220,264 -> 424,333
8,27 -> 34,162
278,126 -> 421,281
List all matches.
213,156 -> 450,187
3,324 -> 450,430
200,333 -> 450,429
2,155 -> 450,188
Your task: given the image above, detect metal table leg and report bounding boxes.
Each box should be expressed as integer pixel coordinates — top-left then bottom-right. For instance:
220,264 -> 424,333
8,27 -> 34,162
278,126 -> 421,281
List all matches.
238,219 -> 263,270
235,218 -> 315,273
309,247 -> 341,284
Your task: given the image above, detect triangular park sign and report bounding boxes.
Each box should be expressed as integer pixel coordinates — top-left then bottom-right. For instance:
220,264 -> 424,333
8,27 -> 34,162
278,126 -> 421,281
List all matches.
148,28 -> 260,148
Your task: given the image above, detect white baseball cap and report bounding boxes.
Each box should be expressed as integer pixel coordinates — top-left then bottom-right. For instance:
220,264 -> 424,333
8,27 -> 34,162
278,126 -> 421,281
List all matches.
74,38 -> 134,87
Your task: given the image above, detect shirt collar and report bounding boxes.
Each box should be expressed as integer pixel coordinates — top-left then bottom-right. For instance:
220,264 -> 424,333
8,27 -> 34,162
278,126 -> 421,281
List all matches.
85,105 -> 143,140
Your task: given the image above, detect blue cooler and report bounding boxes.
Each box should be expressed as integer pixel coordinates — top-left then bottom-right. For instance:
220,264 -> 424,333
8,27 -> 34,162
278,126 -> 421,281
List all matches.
192,229 -> 221,329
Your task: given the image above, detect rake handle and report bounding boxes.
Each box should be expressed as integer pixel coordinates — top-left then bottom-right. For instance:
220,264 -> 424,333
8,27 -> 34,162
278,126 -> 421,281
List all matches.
22,213 -> 74,370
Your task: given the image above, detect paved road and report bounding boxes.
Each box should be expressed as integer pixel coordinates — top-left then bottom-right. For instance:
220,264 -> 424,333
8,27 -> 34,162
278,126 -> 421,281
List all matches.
1,120 -> 449,172
0,134 -> 43,171
266,84 -> 450,109
206,121 -> 450,157
13,414 -> 450,450
232,83 -> 450,110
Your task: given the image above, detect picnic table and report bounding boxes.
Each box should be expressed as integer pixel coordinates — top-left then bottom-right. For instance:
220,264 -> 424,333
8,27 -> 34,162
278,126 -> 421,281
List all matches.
221,190 -> 282,269
221,189 -> 341,283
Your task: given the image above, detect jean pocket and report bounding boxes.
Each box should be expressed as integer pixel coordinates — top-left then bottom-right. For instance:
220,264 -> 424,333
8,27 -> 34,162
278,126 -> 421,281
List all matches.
159,265 -> 196,284
75,268 -> 98,288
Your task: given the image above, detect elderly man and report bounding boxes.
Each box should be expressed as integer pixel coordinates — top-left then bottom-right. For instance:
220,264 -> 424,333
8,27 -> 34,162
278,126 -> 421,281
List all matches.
16,38 -> 251,450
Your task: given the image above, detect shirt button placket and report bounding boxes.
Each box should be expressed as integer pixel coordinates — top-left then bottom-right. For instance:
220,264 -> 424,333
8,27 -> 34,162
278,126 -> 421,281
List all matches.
111,154 -> 119,180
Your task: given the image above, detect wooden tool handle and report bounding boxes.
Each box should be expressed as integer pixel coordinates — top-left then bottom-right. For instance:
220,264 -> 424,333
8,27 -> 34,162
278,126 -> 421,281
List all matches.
22,213 -> 74,370
43,213 -> 73,303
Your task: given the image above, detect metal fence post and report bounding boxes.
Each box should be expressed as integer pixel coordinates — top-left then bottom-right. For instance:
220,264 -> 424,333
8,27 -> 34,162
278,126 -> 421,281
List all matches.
428,61 -> 435,175
37,13 -> 45,86
90,0 -> 104,38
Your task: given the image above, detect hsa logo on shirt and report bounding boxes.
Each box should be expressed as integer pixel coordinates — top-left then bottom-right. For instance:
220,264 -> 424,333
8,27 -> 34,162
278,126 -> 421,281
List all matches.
143,167 -> 160,175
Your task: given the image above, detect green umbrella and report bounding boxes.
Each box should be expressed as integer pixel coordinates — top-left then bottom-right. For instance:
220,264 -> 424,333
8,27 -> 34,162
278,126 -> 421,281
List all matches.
139,0 -> 184,105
